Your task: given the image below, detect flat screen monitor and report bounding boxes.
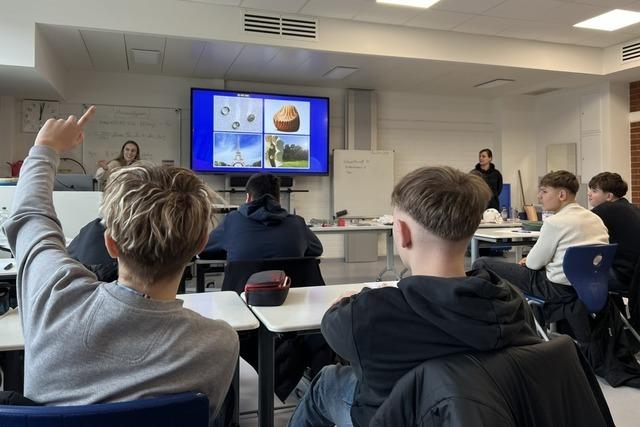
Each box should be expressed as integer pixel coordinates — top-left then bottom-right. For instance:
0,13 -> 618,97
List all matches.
191,88 -> 329,175
54,174 -> 94,191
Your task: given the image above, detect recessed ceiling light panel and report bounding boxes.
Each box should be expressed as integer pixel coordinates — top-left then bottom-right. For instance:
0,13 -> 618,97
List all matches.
130,49 -> 161,65
574,9 -> 640,32
376,0 -> 440,9
322,66 -> 359,80
474,79 -> 515,89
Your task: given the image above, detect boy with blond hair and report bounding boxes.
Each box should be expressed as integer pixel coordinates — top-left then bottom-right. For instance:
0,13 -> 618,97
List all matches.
3,108 -> 238,425
288,166 -> 539,427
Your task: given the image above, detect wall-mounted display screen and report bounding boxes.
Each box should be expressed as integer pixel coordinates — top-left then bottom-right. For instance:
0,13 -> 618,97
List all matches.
191,88 -> 329,175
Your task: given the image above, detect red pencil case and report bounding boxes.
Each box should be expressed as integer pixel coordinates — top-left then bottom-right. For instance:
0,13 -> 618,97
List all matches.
244,270 -> 291,306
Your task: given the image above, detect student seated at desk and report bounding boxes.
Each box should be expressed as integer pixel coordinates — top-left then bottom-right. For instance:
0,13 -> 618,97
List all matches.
200,172 -> 322,261
474,170 -> 608,343
3,108 -> 238,426
288,166 -> 540,427
588,172 -> 640,292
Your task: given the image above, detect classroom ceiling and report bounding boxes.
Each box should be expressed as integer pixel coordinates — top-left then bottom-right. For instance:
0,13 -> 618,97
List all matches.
38,24 -> 602,98
179,0 -> 640,48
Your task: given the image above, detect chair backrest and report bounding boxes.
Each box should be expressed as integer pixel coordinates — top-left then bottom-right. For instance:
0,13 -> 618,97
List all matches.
370,336 -> 614,427
563,244 -> 618,313
221,256 -> 325,294
0,392 -> 209,427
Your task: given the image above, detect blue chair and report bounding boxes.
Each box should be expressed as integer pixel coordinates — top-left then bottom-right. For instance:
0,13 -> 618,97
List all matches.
0,392 -> 209,427
527,243 -> 618,341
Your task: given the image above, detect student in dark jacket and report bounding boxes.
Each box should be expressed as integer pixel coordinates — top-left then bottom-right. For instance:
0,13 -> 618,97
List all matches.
588,172 -> 640,291
471,148 -> 503,210
200,173 -> 322,261
287,166 -> 540,427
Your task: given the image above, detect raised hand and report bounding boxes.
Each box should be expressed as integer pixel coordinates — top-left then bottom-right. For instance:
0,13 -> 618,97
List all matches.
34,106 -> 96,153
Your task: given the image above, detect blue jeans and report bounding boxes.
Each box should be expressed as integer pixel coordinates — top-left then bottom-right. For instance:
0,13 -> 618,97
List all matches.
287,364 -> 357,427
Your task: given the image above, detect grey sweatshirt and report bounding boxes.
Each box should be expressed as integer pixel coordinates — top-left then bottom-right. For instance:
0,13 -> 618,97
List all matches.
4,145 -> 239,424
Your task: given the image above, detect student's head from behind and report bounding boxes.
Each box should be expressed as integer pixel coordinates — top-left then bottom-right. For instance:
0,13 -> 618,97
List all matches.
391,166 -> 491,264
246,173 -> 280,203
100,162 -> 215,287
537,170 -> 579,212
478,148 -> 493,167
118,140 -> 140,165
588,172 -> 627,207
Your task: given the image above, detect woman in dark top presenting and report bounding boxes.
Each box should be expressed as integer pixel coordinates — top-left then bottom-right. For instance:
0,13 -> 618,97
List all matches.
472,148 -> 503,210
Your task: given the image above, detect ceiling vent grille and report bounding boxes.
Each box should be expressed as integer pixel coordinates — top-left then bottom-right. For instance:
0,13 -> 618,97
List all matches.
243,11 -> 317,40
523,88 -> 560,96
622,40 -> 640,63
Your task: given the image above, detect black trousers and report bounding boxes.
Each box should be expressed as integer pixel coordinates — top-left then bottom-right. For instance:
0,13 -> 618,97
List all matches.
473,257 -> 591,342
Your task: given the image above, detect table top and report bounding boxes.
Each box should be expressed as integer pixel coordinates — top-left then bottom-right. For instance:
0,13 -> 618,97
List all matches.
0,258 -> 16,278
478,221 -> 522,228
473,227 -> 541,240
0,309 -> 23,351
309,224 -> 392,233
246,281 -> 397,333
178,291 -> 259,331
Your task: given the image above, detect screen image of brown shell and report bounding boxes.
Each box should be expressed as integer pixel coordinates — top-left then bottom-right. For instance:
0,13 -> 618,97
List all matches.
273,105 -> 300,132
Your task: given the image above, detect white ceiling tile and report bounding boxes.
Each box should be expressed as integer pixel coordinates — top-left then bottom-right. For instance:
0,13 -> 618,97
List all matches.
80,29 -> 128,73
193,40 -> 244,78
38,25 -> 92,70
496,21 -> 587,44
404,9 -> 475,30
162,38 -> 206,76
226,44 -> 281,77
543,2 -> 608,25
433,0 -> 506,14
576,31 -> 638,48
353,3 -> 421,25
300,0 -> 368,20
179,0 -> 242,6
483,0 -> 566,21
452,15 -> 519,35
240,0 -> 308,14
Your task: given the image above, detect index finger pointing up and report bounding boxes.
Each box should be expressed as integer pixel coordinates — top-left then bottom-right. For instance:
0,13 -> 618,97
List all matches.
77,106 -> 96,128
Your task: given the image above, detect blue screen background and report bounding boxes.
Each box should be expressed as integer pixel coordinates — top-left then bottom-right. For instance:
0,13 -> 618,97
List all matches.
191,88 -> 329,174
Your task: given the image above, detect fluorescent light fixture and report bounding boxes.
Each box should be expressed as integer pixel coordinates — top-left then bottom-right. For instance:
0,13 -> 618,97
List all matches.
322,66 -> 359,80
474,79 -> 515,89
376,0 -> 440,8
130,49 -> 161,65
574,9 -> 640,31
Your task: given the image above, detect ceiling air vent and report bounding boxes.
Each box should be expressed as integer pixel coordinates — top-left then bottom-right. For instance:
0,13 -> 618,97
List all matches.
523,88 -> 560,96
243,11 -> 317,40
622,40 -> 640,63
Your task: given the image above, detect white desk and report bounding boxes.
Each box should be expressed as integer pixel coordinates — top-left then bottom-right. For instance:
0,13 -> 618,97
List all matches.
478,221 -> 522,228
311,224 -> 397,280
471,228 -> 540,264
177,291 -> 259,331
247,281 -> 397,427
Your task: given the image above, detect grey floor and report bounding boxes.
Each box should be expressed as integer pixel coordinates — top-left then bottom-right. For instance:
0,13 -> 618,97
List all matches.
193,254 -> 640,427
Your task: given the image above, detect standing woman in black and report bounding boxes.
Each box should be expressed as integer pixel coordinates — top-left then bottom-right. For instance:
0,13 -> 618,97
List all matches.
472,148 -> 503,210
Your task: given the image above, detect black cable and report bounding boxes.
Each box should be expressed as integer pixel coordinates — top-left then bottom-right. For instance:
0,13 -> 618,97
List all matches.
60,157 -> 87,174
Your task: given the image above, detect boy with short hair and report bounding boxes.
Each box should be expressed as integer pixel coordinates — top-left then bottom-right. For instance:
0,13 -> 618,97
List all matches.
588,172 -> 640,291
3,108 -> 239,425
474,170 -> 608,342
288,166 -> 540,427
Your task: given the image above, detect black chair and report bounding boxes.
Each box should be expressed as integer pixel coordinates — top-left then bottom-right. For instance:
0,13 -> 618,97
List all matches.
221,256 -> 325,294
370,336 -> 614,427
609,260 -> 640,344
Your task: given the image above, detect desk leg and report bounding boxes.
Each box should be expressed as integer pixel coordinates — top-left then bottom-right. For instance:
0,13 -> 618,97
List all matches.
470,238 -> 479,265
258,325 -> 274,427
377,231 -> 399,281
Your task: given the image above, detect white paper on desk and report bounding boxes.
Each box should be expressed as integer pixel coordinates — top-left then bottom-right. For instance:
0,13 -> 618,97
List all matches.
363,281 -> 398,289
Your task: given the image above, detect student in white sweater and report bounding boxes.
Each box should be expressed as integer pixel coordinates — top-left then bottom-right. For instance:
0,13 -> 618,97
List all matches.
474,170 -> 608,343
3,107 -> 239,426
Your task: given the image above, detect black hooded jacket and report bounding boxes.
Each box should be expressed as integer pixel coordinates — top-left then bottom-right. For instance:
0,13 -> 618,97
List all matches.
201,195 -> 323,261
321,269 -> 540,427
472,163 -> 503,210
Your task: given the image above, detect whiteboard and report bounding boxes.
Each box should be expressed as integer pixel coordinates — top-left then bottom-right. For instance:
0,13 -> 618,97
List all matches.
332,149 -> 394,218
80,105 -> 181,174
